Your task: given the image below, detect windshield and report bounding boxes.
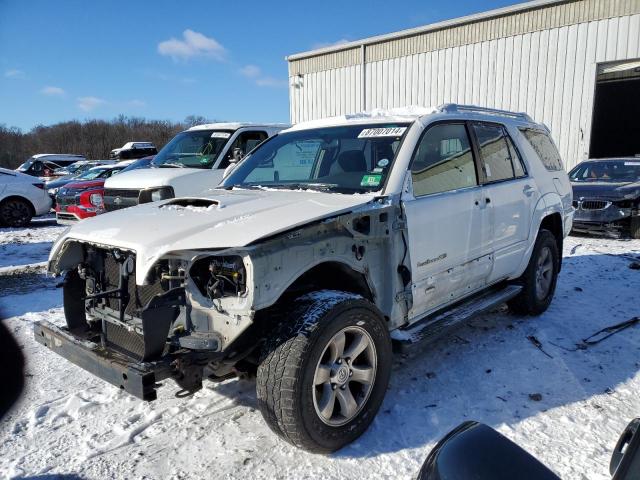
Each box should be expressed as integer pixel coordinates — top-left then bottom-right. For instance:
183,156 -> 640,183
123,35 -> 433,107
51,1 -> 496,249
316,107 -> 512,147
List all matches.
151,130 -> 233,169
121,156 -> 153,173
17,157 -> 36,171
222,123 -> 410,193
57,162 -> 86,176
77,167 -> 110,180
570,160 -> 640,183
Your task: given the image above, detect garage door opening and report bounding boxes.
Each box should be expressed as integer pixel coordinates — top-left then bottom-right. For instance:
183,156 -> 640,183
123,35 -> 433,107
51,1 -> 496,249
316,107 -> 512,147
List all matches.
590,60 -> 640,159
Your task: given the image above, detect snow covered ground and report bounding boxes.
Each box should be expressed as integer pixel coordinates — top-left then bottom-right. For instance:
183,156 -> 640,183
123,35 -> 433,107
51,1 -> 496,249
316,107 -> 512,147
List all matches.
1,218 -> 640,479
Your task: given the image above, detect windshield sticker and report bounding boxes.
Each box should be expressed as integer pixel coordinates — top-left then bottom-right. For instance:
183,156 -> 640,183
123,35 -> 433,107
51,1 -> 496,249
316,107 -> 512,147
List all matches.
211,132 -> 231,139
358,127 -> 407,138
361,173 -> 382,187
372,167 -> 383,173
377,158 -> 390,167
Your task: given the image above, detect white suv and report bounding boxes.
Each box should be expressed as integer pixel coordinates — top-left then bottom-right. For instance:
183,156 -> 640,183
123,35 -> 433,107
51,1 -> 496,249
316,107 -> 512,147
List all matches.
102,123 -> 288,211
37,104 -> 573,453
0,167 -> 52,227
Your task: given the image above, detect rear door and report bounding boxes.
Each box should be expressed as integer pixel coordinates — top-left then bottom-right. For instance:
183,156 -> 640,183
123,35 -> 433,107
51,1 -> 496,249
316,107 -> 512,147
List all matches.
402,122 -> 493,318
470,122 -> 537,282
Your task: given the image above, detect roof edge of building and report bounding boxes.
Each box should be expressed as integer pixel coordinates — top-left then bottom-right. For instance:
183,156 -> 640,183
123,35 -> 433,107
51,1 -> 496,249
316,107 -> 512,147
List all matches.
286,0 -> 569,62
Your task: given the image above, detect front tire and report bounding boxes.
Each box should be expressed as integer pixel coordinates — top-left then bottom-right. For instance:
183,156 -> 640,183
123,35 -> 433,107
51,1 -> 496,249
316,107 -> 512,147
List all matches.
256,290 -> 392,453
0,198 -> 33,227
508,229 -> 560,315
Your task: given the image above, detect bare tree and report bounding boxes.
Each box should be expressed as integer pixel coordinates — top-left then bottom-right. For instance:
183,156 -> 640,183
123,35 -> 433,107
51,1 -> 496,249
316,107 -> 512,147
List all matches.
0,116 -> 202,169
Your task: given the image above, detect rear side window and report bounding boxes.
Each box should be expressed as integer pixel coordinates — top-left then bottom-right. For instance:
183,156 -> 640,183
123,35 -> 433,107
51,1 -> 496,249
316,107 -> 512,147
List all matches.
521,129 -> 564,171
472,123 -> 516,183
410,123 -> 478,197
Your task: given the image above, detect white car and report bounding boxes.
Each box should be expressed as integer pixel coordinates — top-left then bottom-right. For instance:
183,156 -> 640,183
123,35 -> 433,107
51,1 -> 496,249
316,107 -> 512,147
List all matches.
38,104 -> 573,453
102,123 -> 288,211
0,167 -> 52,227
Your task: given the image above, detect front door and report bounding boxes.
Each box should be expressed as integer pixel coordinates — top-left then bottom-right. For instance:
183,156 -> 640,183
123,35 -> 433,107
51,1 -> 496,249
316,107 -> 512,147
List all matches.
402,122 -> 493,319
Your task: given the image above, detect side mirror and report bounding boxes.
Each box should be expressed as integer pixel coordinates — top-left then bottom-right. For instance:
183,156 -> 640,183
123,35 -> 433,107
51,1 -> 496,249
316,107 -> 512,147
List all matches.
232,147 -> 244,162
417,422 -> 560,480
611,418 -> 640,480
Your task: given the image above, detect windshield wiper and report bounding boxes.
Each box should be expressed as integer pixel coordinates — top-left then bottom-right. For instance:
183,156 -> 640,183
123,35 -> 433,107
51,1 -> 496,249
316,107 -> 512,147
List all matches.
157,162 -> 185,168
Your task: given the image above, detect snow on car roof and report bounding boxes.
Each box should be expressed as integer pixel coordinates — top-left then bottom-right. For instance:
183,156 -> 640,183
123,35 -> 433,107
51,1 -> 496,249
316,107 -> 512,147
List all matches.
284,106 -> 438,132
187,122 -> 290,131
31,153 -> 85,159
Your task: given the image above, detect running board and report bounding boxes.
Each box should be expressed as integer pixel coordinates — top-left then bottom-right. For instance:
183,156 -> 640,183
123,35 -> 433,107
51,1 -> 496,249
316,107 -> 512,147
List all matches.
392,285 -> 522,352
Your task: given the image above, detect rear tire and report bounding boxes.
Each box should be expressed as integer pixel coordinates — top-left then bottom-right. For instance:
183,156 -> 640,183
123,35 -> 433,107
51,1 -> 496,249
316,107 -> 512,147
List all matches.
0,198 -> 33,227
508,229 -> 559,315
256,290 -> 392,453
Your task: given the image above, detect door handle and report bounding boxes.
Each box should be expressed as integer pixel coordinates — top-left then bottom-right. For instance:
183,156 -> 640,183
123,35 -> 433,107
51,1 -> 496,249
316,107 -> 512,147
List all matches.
523,185 -> 535,197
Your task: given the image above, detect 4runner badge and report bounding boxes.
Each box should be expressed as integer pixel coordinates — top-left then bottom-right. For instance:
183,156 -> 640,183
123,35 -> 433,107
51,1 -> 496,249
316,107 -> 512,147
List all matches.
418,253 -> 447,267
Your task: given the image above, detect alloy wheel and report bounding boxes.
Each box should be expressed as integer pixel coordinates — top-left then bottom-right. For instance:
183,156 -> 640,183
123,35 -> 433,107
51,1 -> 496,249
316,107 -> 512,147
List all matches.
312,326 -> 377,426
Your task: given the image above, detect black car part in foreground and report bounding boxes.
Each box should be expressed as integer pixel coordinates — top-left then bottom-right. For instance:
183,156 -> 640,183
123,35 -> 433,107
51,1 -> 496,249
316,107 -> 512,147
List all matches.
417,419 -> 640,480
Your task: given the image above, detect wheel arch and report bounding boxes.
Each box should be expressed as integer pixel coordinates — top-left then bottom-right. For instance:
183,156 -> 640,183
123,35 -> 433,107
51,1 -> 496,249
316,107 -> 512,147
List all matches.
513,194 -> 565,278
271,260 -> 374,307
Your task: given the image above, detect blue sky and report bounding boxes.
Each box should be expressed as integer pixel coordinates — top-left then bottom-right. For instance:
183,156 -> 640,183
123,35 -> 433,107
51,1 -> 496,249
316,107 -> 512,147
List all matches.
0,0 -> 527,131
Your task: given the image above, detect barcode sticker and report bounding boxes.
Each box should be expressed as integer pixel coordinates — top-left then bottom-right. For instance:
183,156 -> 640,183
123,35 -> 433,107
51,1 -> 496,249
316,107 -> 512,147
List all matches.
211,132 -> 231,139
358,127 -> 407,138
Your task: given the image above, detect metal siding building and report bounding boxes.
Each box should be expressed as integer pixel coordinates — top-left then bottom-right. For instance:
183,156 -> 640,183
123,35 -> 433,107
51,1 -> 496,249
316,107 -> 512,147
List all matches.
286,0 -> 640,169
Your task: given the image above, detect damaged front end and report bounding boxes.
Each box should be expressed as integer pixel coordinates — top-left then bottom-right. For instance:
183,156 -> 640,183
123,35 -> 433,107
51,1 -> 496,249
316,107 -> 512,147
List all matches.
571,197 -> 637,238
36,242 -> 249,400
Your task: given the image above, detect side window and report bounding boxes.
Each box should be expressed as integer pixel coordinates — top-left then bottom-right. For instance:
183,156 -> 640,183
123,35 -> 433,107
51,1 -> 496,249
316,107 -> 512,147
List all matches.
520,129 -> 564,171
472,123 -> 515,183
411,123 -> 478,197
243,139 -> 322,183
505,134 -> 527,178
220,131 -> 268,169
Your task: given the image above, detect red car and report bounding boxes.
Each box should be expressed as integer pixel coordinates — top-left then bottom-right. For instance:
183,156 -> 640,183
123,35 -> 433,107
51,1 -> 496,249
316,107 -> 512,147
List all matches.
55,162 -> 132,224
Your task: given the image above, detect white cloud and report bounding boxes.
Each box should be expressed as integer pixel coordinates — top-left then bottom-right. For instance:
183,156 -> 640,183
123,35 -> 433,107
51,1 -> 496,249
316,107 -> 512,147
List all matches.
158,29 -> 226,61
311,38 -> 350,50
4,69 -> 25,79
240,65 -> 287,88
128,99 -> 146,108
77,96 -> 106,112
40,86 -> 65,96
239,64 -> 261,78
255,77 -> 288,88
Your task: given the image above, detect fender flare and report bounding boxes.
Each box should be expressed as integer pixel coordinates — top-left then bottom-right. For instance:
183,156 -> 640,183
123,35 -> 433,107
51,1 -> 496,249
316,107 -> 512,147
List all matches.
512,192 -> 565,278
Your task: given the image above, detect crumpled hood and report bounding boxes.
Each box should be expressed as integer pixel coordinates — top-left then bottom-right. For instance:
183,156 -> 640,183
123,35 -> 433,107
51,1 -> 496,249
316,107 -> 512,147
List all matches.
572,181 -> 640,201
52,188 -> 377,284
104,167 -> 216,189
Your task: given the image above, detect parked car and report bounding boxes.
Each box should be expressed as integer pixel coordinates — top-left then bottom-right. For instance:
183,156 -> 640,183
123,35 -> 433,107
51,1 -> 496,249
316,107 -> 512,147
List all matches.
52,159 -> 115,178
417,419 -> 640,480
37,104 -> 572,452
0,167 -> 52,227
17,154 -> 86,179
569,158 -> 640,238
109,142 -> 157,160
46,160 -> 116,205
102,123 -> 288,211
54,161 -> 133,224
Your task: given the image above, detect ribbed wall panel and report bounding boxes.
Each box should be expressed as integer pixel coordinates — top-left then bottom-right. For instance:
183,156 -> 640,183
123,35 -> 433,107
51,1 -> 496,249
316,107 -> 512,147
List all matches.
289,9 -> 640,169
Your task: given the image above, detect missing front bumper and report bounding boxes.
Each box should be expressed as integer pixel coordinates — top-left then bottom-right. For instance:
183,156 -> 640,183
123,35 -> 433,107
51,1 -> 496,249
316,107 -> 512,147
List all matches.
33,320 -> 173,401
